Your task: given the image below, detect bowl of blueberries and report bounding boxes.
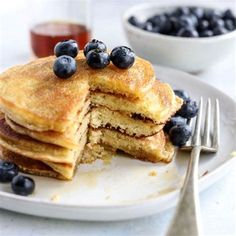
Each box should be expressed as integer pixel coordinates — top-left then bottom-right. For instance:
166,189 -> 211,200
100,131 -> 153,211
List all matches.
123,4 -> 236,72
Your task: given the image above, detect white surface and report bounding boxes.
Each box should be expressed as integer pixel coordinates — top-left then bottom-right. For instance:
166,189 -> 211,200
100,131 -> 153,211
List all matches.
123,3 -> 236,72
0,0 -> 236,235
0,66 -> 235,222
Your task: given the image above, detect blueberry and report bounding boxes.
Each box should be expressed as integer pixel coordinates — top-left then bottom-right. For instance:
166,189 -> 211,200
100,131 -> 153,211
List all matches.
169,124 -> 192,146
174,89 -> 190,101
11,175 -> 35,196
110,46 -> 135,69
177,99 -> 199,118
204,9 -> 221,21
147,14 -> 167,30
83,39 -> 107,56
53,56 -> 77,79
210,18 -> 225,28
188,14 -> 199,27
225,19 -> 235,31
164,116 -> 186,133
86,49 -> 110,69
190,7 -> 204,20
199,30 -> 214,37
143,21 -> 154,32
178,15 -> 196,28
170,17 -> 181,31
160,19 -> 173,34
54,40 -> 78,58
174,7 -> 190,16
223,9 -> 234,20
128,16 -> 142,28
152,26 -> 161,33
177,27 -> 199,37
213,26 -> 228,35
198,20 -> 209,31
0,161 -> 19,183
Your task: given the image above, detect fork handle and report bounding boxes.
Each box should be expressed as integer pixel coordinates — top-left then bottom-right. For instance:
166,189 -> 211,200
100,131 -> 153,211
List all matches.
166,146 -> 202,236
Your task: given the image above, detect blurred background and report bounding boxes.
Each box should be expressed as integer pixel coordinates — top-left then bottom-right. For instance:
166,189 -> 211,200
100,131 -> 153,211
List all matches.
0,1 -> 235,64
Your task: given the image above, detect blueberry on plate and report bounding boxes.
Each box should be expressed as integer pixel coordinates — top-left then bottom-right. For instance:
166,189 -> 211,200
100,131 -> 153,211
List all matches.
177,99 -> 199,118
83,39 -> 107,56
177,27 -> 199,37
169,124 -> 192,146
213,26 -> 228,35
53,55 -> 77,79
54,40 -> 79,58
11,175 -> 35,196
0,161 -> 19,183
164,116 -> 186,133
86,49 -> 110,69
174,89 -> 190,101
199,30 -> 214,37
110,46 -> 135,69
225,19 -> 235,31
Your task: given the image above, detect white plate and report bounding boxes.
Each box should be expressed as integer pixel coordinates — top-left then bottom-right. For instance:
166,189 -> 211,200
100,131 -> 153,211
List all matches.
0,66 -> 235,221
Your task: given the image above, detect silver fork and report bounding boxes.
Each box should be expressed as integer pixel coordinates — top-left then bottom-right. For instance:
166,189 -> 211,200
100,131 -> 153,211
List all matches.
166,98 -> 220,236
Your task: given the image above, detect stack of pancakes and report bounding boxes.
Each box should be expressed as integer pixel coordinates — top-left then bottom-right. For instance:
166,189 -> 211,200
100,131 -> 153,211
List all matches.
0,52 -> 182,180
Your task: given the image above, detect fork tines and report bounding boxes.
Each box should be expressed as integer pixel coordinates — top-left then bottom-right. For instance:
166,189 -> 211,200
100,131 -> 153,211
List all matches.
182,98 -> 220,152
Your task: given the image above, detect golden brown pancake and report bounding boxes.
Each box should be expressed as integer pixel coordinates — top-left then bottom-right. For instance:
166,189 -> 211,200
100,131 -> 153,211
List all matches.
0,52 -> 155,132
90,80 -> 183,124
0,147 -> 67,180
4,99 -> 90,149
89,128 -> 174,163
90,106 -> 164,137
0,51 -> 182,180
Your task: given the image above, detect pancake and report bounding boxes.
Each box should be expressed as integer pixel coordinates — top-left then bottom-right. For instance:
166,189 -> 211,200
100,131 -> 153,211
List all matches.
0,52 -> 155,133
0,115 -> 89,164
91,80 -> 183,124
5,99 -> 90,149
81,143 -> 116,164
0,147 -> 67,180
89,128 -> 174,163
88,56 -> 155,99
0,51 -> 182,180
90,106 -> 164,137
0,132 -> 86,180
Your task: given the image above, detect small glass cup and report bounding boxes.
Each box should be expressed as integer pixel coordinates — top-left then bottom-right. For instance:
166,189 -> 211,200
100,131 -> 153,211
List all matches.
29,0 -> 91,58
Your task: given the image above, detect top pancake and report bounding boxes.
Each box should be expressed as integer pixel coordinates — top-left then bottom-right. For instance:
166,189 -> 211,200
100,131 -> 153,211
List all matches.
0,52 -> 155,132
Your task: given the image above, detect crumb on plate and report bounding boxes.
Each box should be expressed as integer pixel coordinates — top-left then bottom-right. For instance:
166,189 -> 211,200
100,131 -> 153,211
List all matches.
148,170 -> 157,176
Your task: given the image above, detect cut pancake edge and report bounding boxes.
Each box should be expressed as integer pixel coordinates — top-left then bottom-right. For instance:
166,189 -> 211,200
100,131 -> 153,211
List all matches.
5,108 -> 90,150
0,147 -> 67,180
0,131 -> 88,180
88,128 -> 175,164
0,117 -> 88,164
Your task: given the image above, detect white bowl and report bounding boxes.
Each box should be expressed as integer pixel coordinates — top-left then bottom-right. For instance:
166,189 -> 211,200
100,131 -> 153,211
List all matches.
122,3 -> 236,72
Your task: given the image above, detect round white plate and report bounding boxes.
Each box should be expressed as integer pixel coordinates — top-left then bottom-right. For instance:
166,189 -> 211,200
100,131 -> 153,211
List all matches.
0,66 -> 235,221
